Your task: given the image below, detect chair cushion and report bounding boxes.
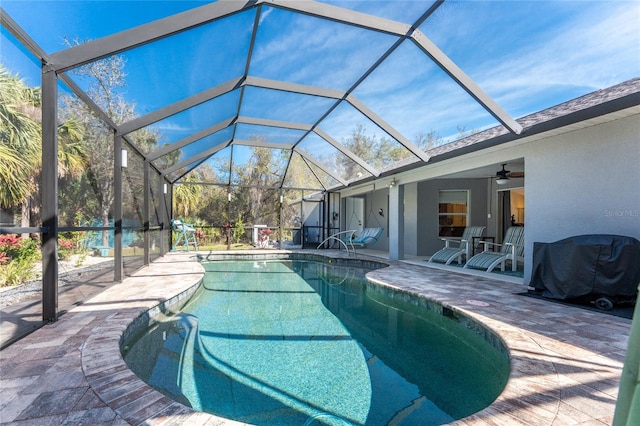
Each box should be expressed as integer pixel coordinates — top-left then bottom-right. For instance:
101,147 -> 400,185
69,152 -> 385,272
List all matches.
430,247 -> 463,264
465,252 -> 503,270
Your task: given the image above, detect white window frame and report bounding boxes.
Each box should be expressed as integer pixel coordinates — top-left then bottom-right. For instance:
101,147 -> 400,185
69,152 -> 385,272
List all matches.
438,190 -> 469,237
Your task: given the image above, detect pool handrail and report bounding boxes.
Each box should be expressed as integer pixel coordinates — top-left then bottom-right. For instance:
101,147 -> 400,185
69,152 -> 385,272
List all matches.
317,230 -> 358,256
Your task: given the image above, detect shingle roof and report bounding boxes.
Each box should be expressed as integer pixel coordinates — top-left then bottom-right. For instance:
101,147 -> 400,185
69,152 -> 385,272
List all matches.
381,77 -> 640,175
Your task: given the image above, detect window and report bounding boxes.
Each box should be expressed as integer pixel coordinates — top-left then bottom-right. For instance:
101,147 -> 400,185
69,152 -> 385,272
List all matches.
438,190 -> 468,237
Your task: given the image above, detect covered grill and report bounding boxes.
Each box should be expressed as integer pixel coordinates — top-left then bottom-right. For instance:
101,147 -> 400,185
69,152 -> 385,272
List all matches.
530,234 -> 640,309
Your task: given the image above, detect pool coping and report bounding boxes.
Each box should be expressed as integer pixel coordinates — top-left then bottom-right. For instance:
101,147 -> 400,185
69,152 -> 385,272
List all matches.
0,250 -> 630,425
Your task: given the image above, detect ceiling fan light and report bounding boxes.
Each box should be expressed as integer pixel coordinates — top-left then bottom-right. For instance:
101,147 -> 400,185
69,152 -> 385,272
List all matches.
495,163 -> 510,184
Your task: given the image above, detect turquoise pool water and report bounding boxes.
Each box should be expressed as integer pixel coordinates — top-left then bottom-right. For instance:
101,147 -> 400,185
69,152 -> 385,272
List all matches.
123,260 -> 509,425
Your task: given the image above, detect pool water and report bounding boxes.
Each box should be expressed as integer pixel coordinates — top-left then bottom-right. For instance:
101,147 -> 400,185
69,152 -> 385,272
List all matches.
123,260 -> 509,425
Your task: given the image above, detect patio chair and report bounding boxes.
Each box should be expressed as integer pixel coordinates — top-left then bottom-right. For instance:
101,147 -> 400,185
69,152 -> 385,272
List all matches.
317,227 -> 384,256
429,226 -> 486,265
344,227 -> 384,247
464,226 -> 525,272
171,219 -> 198,252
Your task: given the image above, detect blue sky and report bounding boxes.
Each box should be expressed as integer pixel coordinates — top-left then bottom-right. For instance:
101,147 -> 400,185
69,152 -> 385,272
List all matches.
2,0 -> 639,164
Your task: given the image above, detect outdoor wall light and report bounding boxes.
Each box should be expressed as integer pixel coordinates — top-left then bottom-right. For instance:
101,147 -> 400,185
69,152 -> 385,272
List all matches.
378,208 -> 384,217
121,149 -> 128,168
389,178 -> 396,187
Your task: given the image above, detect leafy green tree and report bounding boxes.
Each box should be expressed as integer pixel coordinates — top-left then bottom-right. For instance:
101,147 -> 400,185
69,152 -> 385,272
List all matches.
338,124 -> 413,174
44,117 -> 90,227
186,164 -> 229,226
245,144 -> 284,225
339,124 -> 375,176
414,130 -> 442,152
60,48 -> 130,245
60,38 -> 159,243
200,139 -> 288,228
282,152 -> 325,190
232,213 -> 246,244
456,125 -> 479,140
173,174 -> 203,218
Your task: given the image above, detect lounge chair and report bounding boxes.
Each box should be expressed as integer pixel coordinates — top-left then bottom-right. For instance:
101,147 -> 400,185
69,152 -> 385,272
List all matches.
171,219 -> 198,252
343,227 -> 384,247
464,226 -> 525,272
317,228 -> 384,256
429,226 -> 486,265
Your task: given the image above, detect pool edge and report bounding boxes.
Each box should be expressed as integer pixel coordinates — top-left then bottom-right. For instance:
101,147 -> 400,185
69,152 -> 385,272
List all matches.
110,252 -> 517,425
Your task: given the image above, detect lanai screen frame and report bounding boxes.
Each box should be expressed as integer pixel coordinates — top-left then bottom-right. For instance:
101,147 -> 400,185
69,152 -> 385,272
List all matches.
0,0 -> 526,322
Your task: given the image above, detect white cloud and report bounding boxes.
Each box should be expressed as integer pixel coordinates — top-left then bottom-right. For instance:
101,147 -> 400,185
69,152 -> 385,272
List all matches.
153,122 -> 192,133
258,7 -> 273,26
250,8 -> 396,89
476,2 -> 640,112
249,1 -> 640,144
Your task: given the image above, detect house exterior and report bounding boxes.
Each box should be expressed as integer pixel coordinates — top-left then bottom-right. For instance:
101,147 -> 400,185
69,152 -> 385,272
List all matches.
339,78 -> 640,284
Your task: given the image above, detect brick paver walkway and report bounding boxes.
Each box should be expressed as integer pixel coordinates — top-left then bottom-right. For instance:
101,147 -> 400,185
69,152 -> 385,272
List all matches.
0,251 -> 632,425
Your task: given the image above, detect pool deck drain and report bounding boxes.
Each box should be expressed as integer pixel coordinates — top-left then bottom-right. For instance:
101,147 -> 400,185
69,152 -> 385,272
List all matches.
0,250 -> 631,425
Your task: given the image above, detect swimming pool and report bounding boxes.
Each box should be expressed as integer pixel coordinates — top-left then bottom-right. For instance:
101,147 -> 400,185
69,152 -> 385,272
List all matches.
123,259 -> 509,425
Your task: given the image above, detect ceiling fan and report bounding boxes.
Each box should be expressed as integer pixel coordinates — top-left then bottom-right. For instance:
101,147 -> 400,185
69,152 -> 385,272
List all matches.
495,163 -> 524,184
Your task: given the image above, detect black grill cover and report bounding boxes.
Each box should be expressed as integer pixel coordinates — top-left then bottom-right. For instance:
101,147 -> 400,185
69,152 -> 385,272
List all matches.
530,234 -> 640,300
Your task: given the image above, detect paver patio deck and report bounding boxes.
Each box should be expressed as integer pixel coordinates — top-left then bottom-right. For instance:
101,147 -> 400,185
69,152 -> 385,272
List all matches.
0,250 -> 632,425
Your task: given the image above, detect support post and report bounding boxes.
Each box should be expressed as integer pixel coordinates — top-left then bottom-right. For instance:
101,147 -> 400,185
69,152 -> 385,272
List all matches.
159,180 -> 167,255
41,66 -> 58,321
613,283 -> 640,425
166,182 -> 173,254
143,161 -> 150,265
227,191 -> 231,250
389,183 -> 404,260
114,135 -> 123,281
279,191 -> 283,249
324,193 -> 329,248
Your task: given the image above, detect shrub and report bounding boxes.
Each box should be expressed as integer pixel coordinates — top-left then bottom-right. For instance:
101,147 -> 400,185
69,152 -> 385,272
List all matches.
0,234 -> 38,262
210,227 -> 222,244
0,234 -> 23,260
233,215 -> 246,244
0,257 -> 37,287
58,237 -> 75,260
0,235 -> 39,287
259,228 -> 272,241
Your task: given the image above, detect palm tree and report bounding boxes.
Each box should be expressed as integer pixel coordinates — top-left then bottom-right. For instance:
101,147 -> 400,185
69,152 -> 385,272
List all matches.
57,118 -> 87,178
1,64 -> 89,231
173,174 -> 203,219
0,65 -> 41,210
0,143 -> 33,206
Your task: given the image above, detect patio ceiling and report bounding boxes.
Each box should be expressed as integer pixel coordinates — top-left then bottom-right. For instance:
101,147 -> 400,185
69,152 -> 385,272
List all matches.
2,0 -> 638,192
